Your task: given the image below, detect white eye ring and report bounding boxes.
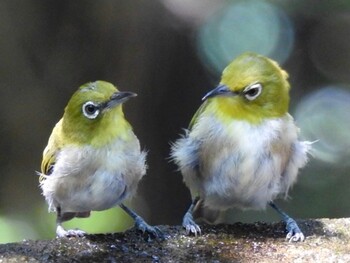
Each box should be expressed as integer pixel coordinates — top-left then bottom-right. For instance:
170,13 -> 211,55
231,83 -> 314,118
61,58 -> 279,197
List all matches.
243,83 -> 262,101
82,101 -> 100,119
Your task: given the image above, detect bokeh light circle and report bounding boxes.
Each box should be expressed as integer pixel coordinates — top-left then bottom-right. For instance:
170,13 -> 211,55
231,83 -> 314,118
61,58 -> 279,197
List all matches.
294,86 -> 350,165
197,0 -> 294,75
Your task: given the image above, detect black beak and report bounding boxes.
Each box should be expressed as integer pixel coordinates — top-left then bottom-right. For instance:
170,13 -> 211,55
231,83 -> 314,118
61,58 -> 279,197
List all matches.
202,84 -> 237,101
104,91 -> 137,109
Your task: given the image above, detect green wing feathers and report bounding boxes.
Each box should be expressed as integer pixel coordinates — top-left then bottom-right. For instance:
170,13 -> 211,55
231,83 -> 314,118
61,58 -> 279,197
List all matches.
39,119 -> 63,182
39,146 -> 57,182
188,101 -> 208,131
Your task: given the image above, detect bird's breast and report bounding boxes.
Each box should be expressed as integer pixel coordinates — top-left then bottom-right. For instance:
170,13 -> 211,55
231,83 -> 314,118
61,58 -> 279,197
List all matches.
192,114 -> 299,210
41,135 -> 146,213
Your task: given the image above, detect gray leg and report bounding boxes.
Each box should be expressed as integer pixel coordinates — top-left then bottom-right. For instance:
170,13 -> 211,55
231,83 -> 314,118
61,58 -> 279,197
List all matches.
120,204 -> 164,239
269,202 -> 305,242
183,196 -> 201,236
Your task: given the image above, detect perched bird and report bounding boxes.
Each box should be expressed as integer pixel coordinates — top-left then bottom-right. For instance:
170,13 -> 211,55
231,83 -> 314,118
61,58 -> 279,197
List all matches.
171,52 -> 311,242
39,81 -> 162,238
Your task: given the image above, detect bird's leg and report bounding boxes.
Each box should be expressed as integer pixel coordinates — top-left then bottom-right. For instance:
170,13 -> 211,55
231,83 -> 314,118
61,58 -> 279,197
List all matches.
269,202 -> 304,242
55,207 -> 86,238
183,196 -> 201,236
120,204 -> 164,240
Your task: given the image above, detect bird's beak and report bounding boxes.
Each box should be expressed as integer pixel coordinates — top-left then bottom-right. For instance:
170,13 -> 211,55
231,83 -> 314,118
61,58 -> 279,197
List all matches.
104,91 -> 137,109
202,84 -> 237,101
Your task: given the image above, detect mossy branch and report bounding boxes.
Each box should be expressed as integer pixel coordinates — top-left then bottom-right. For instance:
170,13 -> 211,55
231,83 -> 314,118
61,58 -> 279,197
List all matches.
1,218 -> 350,262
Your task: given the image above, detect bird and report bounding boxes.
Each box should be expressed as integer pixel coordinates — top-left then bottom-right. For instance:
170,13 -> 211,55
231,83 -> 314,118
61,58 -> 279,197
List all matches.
170,52 -> 311,242
39,80 -> 163,239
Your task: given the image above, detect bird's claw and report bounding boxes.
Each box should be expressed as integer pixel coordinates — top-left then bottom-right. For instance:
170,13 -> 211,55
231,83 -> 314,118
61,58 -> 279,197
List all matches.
134,217 -> 164,240
286,231 -> 305,242
183,212 -> 201,236
185,223 -> 201,236
285,218 -> 305,242
56,226 -> 86,238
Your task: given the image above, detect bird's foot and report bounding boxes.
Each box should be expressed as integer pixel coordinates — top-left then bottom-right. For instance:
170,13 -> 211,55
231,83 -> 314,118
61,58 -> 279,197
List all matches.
56,225 -> 86,238
134,216 -> 164,240
285,217 -> 305,242
183,212 -> 201,236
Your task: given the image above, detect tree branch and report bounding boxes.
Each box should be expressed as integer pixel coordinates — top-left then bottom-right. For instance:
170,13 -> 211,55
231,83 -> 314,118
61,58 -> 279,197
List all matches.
1,218 -> 350,262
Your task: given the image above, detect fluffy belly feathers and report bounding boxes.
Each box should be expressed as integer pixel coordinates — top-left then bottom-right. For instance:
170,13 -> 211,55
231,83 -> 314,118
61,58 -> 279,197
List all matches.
41,139 -> 146,213
173,115 -> 309,211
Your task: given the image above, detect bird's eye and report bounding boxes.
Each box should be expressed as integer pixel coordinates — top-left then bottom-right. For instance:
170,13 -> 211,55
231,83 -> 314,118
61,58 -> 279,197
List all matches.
243,83 -> 262,101
82,101 -> 100,119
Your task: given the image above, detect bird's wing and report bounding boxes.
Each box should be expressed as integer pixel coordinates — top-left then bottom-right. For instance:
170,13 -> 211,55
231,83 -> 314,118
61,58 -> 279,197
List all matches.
188,103 -> 224,222
280,140 -> 311,196
39,120 -> 63,182
170,102 -> 209,198
188,101 -> 208,131
40,144 -> 57,178
279,115 -> 312,195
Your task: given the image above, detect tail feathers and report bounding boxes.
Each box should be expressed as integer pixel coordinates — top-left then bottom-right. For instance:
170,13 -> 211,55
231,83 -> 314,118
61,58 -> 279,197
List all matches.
192,199 -> 222,224
75,211 -> 91,218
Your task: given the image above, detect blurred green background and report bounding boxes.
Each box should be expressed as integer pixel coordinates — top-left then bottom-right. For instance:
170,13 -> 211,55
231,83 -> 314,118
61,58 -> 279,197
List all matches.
1,0 -> 350,243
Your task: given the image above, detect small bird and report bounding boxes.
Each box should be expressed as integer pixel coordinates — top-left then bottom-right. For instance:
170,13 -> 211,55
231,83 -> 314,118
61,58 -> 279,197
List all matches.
171,52 -> 311,242
39,81 -> 162,239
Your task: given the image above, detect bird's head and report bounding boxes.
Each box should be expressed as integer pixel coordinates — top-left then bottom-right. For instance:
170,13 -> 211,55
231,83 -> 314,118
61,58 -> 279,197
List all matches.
62,81 -> 136,146
203,52 -> 290,124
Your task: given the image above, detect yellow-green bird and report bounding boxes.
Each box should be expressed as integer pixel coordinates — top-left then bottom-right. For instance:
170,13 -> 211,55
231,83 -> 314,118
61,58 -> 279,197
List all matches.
39,81 -> 162,238
171,52 -> 311,242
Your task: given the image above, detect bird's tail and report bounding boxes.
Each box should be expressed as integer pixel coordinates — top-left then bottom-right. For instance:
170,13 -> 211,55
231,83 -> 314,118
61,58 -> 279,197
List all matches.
192,199 -> 222,224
